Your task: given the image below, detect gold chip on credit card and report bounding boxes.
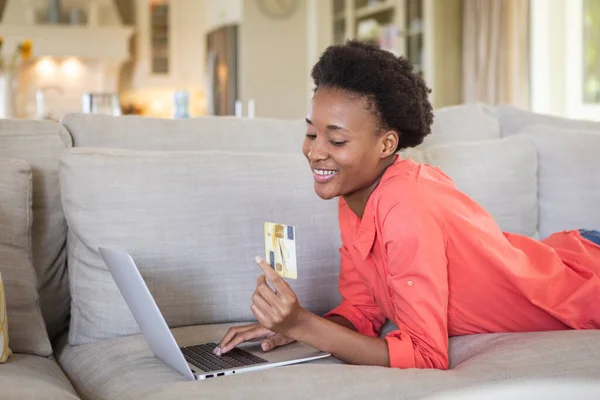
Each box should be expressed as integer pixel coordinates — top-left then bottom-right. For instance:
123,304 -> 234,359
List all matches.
264,222 -> 297,279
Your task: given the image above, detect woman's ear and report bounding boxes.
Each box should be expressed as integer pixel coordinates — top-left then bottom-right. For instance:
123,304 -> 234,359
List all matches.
380,130 -> 399,158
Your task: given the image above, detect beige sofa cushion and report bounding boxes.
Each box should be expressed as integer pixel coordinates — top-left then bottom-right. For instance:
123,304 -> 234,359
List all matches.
427,380 -> 600,399
61,113 -> 305,153
0,353 -> 79,399
522,125 -> 600,239
0,158 -> 52,356
60,148 -> 341,345
421,103 -> 501,148
0,120 -> 73,340
496,104 -> 600,137
55,323 -> 600,400
424,135 -> 539,238
0,272 -> 10,362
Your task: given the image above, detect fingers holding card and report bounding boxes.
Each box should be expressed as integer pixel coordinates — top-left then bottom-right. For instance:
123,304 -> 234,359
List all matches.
264,222 -> 297,279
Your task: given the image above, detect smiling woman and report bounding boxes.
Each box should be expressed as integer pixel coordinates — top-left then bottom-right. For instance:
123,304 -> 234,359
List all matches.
302,40 -> 433,213
302,89 -> 399,208
216,40 -> 600,370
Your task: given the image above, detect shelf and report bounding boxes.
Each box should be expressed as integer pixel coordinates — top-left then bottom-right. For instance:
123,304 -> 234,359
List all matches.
329,0 -> 463,108
355,2 -> 394,19
0,24 -> 133,61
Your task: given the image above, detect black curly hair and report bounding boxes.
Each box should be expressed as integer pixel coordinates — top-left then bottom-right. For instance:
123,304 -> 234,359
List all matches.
310,40 -> 434,152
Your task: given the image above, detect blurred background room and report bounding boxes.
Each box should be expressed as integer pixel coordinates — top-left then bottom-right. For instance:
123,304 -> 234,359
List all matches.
0,0 -> 598,122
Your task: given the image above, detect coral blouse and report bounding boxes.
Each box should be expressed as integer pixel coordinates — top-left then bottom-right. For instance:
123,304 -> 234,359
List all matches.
324,156 -> 600,370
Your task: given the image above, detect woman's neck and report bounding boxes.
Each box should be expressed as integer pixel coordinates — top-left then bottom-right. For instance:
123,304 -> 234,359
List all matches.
343,156 -> 396,219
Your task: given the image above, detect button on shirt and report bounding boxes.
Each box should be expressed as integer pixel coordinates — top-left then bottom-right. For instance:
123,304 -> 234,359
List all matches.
324,156 -> 600,370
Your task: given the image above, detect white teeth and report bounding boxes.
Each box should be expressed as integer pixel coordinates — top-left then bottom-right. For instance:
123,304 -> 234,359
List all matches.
315,169 -> 336,176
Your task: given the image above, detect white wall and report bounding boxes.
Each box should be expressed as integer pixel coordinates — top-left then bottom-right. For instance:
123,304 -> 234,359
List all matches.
306,0 -> 334,105
205,0 -> 243,31
239,0 -> 309,119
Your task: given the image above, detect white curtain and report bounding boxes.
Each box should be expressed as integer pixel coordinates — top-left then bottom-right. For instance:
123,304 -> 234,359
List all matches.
462,0 -> 530,108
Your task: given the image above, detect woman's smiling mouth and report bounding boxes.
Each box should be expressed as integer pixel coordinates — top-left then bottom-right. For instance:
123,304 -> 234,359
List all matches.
312,169 -> 338,183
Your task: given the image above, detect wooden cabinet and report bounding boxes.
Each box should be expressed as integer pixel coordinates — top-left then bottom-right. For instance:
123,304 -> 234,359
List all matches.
331,0 -> 462,108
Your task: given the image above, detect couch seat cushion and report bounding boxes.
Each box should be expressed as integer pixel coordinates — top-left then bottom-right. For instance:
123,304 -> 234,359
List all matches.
426,379 -> 600,399
0,353 -> 79,399
56,323 -> 600,400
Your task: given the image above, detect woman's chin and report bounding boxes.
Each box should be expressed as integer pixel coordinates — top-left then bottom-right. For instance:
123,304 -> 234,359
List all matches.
314,184 -> 339,200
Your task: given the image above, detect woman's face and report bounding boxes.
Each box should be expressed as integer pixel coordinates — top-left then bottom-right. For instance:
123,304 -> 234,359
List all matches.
302,86 -> 398,201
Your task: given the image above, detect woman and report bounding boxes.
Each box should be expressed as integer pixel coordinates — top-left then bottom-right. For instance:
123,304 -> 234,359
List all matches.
215,41 -> 600,370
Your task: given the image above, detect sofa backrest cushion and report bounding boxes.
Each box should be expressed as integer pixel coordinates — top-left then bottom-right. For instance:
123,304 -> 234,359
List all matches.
522,125 -> 600,239
60,148 -> 342,345
496,105 -> 600,137
421,103 -> 501,148
0,120 -> 72,340
61,113 -> 305,153
424,135 -> 539,238
0,158 -> 53,356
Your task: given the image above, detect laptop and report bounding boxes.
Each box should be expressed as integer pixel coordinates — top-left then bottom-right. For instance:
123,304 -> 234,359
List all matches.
98,247 -> 330,380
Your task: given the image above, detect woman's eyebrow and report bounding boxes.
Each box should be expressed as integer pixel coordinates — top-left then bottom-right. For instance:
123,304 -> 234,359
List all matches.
305,118 -> 348,132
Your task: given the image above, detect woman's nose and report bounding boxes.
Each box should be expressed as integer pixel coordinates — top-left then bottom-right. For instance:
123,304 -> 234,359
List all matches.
308,139 -> 327,161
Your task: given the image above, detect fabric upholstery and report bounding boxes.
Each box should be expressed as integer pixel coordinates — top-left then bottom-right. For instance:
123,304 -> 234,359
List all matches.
0,158 -> 52,356
422,103 -> 501,148
523,125 -> 600,238
60,148 -> 341,345
55,323 -> 600,400
61,113 -> 305,153
0,119 -> 73,340
496,104 -> 600,137
425,135 -> 539,238
426,379 -> 600,399
0,353 -> 79,399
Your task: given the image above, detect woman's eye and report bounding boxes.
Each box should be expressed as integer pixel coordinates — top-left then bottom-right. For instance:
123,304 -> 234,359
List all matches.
331,140 -> 347,147
305,133 -> 317,140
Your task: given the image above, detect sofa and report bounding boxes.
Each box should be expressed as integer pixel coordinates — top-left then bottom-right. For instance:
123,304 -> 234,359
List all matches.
0,103 -> 599,399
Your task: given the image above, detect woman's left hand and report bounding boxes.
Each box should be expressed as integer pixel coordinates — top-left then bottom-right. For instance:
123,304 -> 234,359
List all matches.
251,256 -> 303,335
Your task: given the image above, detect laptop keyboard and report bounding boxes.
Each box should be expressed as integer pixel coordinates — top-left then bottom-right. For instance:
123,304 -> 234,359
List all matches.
180,342 -> 268,372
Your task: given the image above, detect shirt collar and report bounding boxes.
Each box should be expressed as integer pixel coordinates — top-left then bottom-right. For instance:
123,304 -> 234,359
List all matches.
351,155 -> 403,259
354,199 -> 377,259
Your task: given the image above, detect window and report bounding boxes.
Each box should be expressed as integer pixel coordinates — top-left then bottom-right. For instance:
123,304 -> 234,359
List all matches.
562,0 -> 600,120
583,0 -> 600,104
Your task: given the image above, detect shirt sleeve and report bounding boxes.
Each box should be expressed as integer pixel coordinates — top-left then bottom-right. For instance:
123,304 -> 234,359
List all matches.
382,199 -> 450,370
324,244 -> 387,337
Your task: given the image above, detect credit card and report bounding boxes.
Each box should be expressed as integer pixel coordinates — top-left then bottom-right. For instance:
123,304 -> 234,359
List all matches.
264,222 -> 297,279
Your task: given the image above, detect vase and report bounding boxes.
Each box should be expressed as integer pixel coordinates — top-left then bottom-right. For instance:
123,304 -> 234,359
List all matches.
0,72 -> 16,119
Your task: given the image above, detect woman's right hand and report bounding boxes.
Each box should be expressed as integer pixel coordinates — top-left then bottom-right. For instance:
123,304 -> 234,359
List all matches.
214,323 -> 295,355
